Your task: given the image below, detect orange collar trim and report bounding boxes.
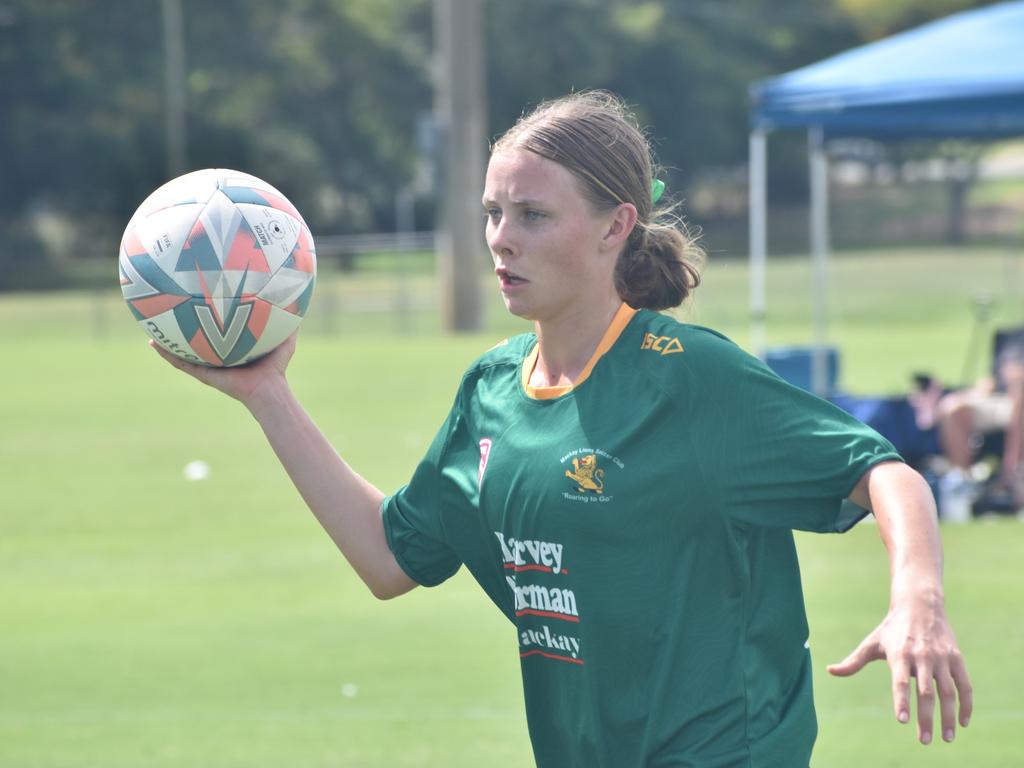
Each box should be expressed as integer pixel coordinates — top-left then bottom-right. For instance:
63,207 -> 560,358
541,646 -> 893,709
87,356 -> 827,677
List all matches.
522,304 -> 638,400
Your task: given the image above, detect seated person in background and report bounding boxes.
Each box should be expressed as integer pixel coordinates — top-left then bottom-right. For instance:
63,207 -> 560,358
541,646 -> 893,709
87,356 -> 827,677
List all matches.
934,332 -> 1024,510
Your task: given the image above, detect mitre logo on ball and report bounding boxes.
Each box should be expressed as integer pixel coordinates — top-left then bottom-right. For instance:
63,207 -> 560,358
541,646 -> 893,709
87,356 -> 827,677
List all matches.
118,168 -> 316,366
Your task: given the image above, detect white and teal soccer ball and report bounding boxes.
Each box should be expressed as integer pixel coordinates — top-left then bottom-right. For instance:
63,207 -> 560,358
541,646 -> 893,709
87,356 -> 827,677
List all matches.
118,168 -> 316,366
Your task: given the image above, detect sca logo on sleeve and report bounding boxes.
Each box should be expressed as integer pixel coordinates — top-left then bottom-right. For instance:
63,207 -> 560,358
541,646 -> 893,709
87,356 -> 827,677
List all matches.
640,331 -> 684,356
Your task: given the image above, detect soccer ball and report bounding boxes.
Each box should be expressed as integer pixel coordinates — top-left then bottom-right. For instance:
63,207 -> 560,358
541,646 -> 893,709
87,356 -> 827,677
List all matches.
118,168 -> 316,367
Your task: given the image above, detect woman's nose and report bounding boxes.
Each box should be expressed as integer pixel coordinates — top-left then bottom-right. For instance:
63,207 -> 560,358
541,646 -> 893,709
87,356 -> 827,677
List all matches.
487,219 -> 514,257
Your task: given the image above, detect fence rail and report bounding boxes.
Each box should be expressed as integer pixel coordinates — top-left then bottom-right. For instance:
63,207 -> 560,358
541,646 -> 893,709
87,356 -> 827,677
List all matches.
315,231 -> 436,260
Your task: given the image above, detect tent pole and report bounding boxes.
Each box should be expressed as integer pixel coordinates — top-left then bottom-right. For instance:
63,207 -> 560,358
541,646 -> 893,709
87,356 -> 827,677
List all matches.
749,129 -> 768,358
808,126 -> 830,397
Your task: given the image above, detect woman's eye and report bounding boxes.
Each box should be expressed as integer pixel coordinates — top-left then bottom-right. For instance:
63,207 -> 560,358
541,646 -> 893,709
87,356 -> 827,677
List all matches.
524,209 -> 545,222
485,208 -> 501,223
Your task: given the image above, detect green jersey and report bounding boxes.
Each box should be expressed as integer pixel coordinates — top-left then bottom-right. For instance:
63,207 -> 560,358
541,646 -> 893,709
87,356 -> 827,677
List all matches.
382,305 -> 900,767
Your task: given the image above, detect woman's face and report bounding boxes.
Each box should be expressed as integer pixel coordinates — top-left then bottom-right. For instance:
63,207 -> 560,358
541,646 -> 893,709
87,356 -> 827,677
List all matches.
482,148 -> 629,325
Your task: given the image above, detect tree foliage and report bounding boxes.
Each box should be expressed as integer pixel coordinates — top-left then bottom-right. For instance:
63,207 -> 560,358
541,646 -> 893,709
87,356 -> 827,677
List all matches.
0,0 -> 1008,286
486,0 -> 864,200
837,0 -> 1003,39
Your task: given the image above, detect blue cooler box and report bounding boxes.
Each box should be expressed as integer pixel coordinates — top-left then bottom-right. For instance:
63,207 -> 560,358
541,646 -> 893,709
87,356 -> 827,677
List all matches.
764,345 -> 839,396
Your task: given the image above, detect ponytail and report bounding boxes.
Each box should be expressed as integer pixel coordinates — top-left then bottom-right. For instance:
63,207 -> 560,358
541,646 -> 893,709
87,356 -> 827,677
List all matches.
615,213 -> 703,311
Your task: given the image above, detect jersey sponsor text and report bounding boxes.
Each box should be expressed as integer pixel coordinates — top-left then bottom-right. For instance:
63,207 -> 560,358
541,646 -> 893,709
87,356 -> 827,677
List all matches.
494,531 -> 565,574
506,576 -> 579,622
520,624 -> 583,664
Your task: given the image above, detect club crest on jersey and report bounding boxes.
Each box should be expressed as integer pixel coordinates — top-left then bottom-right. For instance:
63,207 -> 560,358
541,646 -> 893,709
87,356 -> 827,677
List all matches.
566,455 -> 604,493
559,447 -> 624,503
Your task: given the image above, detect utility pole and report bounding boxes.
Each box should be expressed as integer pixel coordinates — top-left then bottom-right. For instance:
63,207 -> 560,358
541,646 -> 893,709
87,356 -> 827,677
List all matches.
161,0 -> 187,177
433,0 -> 485,332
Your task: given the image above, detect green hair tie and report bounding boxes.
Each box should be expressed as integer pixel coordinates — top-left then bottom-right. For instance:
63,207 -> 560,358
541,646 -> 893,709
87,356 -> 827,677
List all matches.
651,178 -> 665,204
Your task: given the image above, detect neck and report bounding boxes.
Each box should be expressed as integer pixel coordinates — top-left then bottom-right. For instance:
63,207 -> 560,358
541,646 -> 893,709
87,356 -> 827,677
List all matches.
532,295 -> 623,387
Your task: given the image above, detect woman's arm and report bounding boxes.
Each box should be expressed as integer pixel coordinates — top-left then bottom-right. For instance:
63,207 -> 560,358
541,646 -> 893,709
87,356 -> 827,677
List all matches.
150,335 -> 417,600
830,460 -> 972,745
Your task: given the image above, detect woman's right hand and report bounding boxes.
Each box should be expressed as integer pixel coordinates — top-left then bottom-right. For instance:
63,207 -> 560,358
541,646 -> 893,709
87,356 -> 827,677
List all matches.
148,332 -> 297,409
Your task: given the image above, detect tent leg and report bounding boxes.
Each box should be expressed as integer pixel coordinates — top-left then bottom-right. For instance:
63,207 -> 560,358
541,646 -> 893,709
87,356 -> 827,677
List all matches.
809,126 -> 830,397
749,129 -> 768,358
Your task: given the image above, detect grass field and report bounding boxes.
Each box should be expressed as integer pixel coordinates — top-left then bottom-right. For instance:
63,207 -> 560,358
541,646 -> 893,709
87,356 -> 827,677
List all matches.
2,246 -> 1023,766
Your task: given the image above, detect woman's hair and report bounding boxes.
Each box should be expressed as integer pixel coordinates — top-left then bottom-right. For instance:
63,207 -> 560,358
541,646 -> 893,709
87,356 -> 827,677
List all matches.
491,90 -> 703,311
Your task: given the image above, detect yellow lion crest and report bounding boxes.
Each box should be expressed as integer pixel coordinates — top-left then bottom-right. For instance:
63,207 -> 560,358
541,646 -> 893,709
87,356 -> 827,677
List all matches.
565,454 -> 605,493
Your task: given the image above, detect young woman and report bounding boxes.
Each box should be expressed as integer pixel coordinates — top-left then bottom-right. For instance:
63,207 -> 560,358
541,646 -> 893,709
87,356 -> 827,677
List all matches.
153,91 -> 972,767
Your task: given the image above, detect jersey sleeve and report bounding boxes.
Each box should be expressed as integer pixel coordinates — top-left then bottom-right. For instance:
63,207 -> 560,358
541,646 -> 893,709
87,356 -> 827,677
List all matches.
381,394 -> 467,587
692,336 -> 903,533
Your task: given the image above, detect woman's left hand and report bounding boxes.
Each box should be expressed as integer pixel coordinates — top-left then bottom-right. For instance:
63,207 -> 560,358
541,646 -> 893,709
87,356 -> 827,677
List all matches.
827,586 -> 973,745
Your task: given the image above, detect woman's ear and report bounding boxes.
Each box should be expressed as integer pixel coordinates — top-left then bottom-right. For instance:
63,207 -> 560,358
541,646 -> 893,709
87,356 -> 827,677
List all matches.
601,203 -> 638,252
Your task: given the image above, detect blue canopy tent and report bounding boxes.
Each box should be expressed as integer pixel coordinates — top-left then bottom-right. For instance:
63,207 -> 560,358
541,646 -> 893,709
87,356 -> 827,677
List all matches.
748,1 -> 1024,394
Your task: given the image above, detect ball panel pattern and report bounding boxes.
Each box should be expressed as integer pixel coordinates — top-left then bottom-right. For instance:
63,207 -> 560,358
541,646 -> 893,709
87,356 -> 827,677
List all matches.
118,169 -> 316,367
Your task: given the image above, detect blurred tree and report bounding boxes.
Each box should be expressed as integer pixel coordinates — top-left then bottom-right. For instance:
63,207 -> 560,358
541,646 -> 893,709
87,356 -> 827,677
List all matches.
0,1 -> 165,218
1,0 -> 1001,286
485,0 -> 862,204
181,0 -> 431,233
0,0 -> 167,286
0,0 -> 432,284
837,0 -> 1004,39
609,0 -> 862,199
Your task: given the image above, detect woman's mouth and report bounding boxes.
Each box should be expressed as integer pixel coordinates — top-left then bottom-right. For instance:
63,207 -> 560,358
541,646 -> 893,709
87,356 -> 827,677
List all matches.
496,267 -> 527,291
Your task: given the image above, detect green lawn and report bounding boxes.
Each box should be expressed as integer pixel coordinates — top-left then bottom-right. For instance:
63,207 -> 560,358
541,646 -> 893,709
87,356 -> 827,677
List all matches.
1,246 -> 1022,766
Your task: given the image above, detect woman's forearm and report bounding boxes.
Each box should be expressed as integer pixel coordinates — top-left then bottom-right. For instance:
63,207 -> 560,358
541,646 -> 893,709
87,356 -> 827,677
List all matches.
860,461 -> 944,599
247,377 -> 417,600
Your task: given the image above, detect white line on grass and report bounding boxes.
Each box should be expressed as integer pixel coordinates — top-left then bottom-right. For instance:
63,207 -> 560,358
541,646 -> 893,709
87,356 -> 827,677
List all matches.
0,706 -> 526,724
